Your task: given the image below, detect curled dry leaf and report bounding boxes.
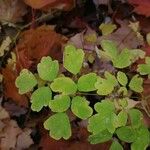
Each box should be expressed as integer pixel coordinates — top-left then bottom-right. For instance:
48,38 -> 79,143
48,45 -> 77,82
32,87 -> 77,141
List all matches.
15,25 -> 67,72
0,0 -> 27,23
2,65 -> 28,107
24,0 -> 75,11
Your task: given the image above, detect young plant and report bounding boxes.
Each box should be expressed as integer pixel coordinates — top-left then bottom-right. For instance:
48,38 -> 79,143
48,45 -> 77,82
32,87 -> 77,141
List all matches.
15,41 -> 150,150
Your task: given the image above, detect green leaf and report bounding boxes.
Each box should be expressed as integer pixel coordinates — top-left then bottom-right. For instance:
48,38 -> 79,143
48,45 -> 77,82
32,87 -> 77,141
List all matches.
110,141 -> 123,150
116,126 -> 136,143
88,111 -> 116,134
95,72 -> 118,95
117,71 -> 128,86
99,23 -> 117,36
137,57 -> 150,75
113,48 -> 132,69
94,100 -> 115,115
15,69 -> 37,94
71,96 -> 93,119
128,109 -> 143,128
129,75 -> 143,93
44,113 -> 71,140
49,95 -> 70,112
88,130 -> 113,144
88,114 -> 106,134
114,110 -> 128,128
77,73 -> 97,92
50,77 -> 77,95
31,87 -> 52,112
131,126 -> 150,150
63,44 -> 84,75
100,40 -> 118,59
37,56 -> 59,81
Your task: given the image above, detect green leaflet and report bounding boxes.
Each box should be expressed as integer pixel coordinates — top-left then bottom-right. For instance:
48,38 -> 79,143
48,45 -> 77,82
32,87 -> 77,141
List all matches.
77,73 -> 97,92
63,44 -> 84,75
100,40 -> 142,68
88,130 -> 113,144
131,126 -> 150,150
50,77 -> 77,95
37,56 -> 59,81
99,23 -> 117,36
137,57 -> 150,75
129,75 -> 143,93
95,72 -> 118,95
71,96 -> 93,119
94,100 -> 115,115
49,95 -> 71,112
93,100 -> 116,133
116,126 -> 137,143
15,69 -> 37,94
128,109 -> 143,128
100,40 -> 118,60
110,141 -> 123,150
117,71 -> 128,86
31,87 -> 52,112
44,113 -> 71,140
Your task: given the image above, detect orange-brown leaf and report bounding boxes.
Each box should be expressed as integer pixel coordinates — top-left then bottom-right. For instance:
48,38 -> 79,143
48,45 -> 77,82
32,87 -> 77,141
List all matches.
2,65 -> 28,107
128,0 -> 150,17
15,25 -> 67,72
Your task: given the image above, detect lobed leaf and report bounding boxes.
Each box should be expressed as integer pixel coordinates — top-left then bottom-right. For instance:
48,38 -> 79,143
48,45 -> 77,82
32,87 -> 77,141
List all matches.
110,141 -> 123,150
129,75 -> 143,93
88,130 -> 113,144
37,56 -> 59,81
44,113 -> 71,140
63,44 -> 84,75
71,96 -> 93,119
77,73 -> 97,92
95,72 -> 118,95
50,77 -> 77,95
49,95 -> 70,112
31,87 -> 52,112
15,69 -> 37,94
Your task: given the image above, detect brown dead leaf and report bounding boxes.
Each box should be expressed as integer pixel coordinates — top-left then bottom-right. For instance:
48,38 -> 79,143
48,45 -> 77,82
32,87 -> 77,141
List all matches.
16,128 -> 33,150
99,20 -> 144,49
0,120 -> 22,150
15,25 -> 67,72
24,0 -> 75,11
2,65 -> 28,107
40,126 -> 111,150
0,0 -> 27,23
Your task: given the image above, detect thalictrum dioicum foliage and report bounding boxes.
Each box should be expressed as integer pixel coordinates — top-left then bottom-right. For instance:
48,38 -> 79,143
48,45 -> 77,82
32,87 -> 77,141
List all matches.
15,41 -> 150,150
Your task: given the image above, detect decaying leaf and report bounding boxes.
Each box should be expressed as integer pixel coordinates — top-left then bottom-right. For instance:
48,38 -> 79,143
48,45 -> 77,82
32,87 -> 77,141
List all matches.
2,65 -> 28,106
24,0 -> 75,11
0,36 -> 12,57
15,25 -> 67,71
0,0 -> 27,23
128,0 -> 150,17
99,20 -> 144,49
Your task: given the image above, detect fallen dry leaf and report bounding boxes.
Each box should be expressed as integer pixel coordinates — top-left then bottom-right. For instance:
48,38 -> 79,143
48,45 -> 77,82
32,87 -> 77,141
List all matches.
16,128 -> 33,150
2,65 -> 28,107
24,0 -> 75,11
99,20 -> 144,49
128,0 -> 150,17
15,25 -> 67,72
0,0 -> 27,23
0,120 -> 22,150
